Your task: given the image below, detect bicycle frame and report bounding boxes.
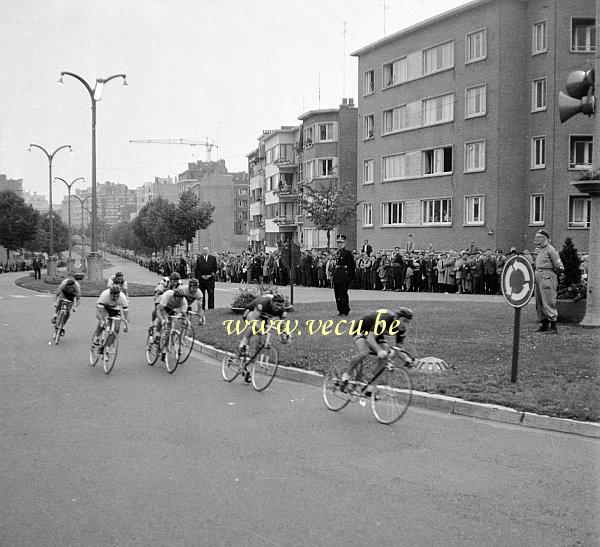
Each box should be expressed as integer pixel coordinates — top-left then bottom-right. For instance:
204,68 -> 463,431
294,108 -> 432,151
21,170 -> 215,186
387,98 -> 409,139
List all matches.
347,347 -> 413,396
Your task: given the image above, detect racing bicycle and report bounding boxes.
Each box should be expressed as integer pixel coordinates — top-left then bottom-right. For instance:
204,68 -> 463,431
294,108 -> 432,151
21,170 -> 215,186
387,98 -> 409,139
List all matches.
90,316 -> 128,374
322,346 -> 414,425
221,327 -> 285,391
177,310 -> 205,364
145,313 -> 184,374
51,299 -> 74,345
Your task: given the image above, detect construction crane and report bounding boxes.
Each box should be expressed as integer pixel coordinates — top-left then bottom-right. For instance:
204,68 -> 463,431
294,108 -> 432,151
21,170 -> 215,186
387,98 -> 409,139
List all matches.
130,138 -> 218,162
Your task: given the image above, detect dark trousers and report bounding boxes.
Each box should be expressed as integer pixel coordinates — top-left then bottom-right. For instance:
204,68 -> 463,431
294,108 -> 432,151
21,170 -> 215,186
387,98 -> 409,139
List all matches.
333,281 -> 350,315
199,279 -> 215,309
34,268 -> 41,280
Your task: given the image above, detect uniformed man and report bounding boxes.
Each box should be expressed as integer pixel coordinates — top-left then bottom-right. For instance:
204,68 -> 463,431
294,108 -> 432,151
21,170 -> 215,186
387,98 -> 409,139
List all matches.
533,229 -> 564,334
332,235 -> 355,316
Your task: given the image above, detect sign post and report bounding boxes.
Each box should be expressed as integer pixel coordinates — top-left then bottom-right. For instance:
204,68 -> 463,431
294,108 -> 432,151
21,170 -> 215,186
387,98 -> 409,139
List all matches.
501,255 -> 535,383
280,240 -> 301,305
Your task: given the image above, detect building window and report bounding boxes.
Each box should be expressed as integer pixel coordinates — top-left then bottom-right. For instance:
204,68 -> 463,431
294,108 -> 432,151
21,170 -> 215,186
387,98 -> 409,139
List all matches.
363,115 -> 374,139
465,85 -> 486,118
363,159 -> 374,185
318,123 -> 334,142
464,141 -> 486,172
381,201 -> 404,226
298,162 -> 304,182
532,78 -> 547,111
239,200 -> 245,207
422,198 -> 452,225
569,196 -> 591,228
382,106 -> 407,134
238,213 -> 243,219
571,18 -> 596,52
531,137 -> 546,169
532,21 -> 547,54
362,203 -> 373,227
570,136 -> 593,169
530,194 -> 545,225
317,158 -> 334,177
423,41 -> 454,75
423,93 -> 454,125
464,195 -> 484,225
466,29 -> 486,63
422,147 -> 452,175
364,69 -> 374,95
304,125 -> 314,145
382,154 -> 405,181
383,57 -> 407,87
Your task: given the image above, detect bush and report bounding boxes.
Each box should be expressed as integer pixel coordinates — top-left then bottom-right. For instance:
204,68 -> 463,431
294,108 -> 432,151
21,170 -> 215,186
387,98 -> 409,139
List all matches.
559,237 -> 582,287
230,283 -> 290,308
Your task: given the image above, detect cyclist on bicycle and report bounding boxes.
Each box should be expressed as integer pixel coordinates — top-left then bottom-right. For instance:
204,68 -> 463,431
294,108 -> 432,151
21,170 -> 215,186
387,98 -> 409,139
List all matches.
93,285 -> 129,345
51,277 -> 81,324
151,272 -> 181,322
181,278 -> 205,321
341,306 -> 413,384
152,287 -> 188,343
107,271 -> 129,298
237,293 -> 288,355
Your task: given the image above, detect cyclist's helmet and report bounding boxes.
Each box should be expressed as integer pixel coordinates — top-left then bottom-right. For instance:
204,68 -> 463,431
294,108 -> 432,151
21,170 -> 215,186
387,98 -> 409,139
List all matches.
395,307 -> 413,320
162,276 -> 170,285
65,278 -> 76,286
272,294 -> 285,304
173,288 -> 185,298
115,271 -> 124,277
169,272 -> 181,281
188,278 -> 199,288
109,285 -> 121,296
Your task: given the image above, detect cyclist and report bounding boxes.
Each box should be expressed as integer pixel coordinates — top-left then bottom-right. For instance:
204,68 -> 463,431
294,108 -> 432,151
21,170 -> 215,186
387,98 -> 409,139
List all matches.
107,271 -> 129,298
151,272 -> 181,322
340,306 -> 413,385
181,278 -> 205,321
51,277 -> 81,324
93,285 -> 129,346
237,293 -> 288,356
152,287 -> 188,346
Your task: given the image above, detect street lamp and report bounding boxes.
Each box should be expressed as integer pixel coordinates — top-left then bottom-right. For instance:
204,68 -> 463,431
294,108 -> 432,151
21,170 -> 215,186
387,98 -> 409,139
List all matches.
70,194 -> 92,267
28,144 -> 72,269
54,177 -> 84,267
58,71 -> 127,281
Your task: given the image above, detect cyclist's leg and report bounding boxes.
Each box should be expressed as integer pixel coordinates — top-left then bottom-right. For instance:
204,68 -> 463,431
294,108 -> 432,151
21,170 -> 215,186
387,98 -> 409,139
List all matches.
342,337 -> 371,382
238,310 -> 258,353
372,341 -> 390,377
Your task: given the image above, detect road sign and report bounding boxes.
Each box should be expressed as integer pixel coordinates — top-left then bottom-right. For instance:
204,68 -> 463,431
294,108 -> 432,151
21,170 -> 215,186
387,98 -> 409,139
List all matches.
501,255 -> 535,308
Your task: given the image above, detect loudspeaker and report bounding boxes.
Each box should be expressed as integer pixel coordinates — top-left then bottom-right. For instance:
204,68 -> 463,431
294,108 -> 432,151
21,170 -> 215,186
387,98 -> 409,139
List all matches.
559,91 -> 585,123
565,70 -> 594,100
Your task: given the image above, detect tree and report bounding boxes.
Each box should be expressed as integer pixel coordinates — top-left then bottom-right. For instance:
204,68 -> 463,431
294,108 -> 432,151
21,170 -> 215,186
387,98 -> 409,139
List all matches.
25,212 -> 70,255
299,180 -> 358,249
174,190 -> 215,255
132,197 -> 180,256
108,221 -> 138,252
0,190 -> 40,252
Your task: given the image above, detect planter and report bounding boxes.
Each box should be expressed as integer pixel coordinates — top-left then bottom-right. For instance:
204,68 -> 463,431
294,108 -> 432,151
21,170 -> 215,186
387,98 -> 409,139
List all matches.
229,307 -> 246,314
556,298 -> 586,324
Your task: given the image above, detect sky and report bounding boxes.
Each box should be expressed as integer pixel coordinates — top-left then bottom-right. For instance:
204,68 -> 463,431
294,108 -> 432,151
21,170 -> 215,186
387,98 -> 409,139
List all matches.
0,0 -> 470,203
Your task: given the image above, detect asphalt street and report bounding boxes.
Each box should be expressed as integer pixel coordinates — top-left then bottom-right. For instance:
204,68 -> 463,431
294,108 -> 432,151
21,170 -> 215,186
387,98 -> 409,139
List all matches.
0,268 -> 598,545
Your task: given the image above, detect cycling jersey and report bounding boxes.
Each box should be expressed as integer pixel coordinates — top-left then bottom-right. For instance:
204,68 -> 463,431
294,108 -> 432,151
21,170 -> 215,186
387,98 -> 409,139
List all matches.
245,295 -> 286,319
107,275 -> 128,293
57,279 -> 81,301
154,280 -> 180,304
158,290 -> 188,315
356,309 -> 406,344
97,288 -> 129,317
181,285 -> 203,306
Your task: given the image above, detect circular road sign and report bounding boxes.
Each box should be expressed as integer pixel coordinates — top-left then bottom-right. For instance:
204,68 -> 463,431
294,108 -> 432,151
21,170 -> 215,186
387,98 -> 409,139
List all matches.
501,255 -> 535,308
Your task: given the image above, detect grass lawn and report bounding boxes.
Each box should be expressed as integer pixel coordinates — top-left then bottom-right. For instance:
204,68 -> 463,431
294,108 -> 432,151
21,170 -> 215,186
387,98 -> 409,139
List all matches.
15,274 -> 155,297
198,300 -> 599,422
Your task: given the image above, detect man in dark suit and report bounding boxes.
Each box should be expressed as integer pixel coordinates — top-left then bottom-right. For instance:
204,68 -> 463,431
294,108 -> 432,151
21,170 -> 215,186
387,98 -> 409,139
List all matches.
360,239 -> 373,257
332,235 -> 355,316
194,246 -> 218,310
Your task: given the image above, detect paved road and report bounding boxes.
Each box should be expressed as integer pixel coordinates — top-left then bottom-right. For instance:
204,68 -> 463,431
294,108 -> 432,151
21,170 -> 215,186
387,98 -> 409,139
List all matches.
0,271 -> 598,545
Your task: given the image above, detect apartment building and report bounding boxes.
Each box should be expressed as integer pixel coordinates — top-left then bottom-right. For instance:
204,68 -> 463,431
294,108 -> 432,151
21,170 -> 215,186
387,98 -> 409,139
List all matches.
0,174 -> 23,196
352,0 -> 595,253
67,181 -> 137,228
22,190 -> 48,212
135,177 -> 178,214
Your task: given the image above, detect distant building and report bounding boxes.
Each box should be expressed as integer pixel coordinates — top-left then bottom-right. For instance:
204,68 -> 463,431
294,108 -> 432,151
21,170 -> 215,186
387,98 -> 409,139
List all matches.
351,0 -> 595,253
177,160 -> 249,253
0,174 -> 23,197
22,190 -> 48,212
68,181 -> 137,227
135,176 -> 178,214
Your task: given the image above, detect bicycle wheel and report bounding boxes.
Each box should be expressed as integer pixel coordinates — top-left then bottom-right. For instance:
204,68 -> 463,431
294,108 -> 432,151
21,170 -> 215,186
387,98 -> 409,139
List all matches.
53,311 -> 65,345
322,365 -> 352,411
89,331 -> 101,366
145,330 -> 159,366
371,366 -> 412,425
164,332 -> 181,374
221,355 -> 240,382
178,325 -> 196,364
251,344 -> 279,392
102,334 -> 118,375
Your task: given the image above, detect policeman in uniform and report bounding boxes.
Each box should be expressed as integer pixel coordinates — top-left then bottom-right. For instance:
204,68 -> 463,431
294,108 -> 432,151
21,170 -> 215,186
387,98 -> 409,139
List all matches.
332,234 -> 355,316
533,229 -> 564,334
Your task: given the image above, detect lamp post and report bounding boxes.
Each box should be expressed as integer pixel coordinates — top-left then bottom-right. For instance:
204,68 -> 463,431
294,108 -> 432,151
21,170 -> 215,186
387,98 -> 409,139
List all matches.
70,194 -> 92,268
58,70 -> 127,282
54,177 -> 84,271
28,144 -> 72,273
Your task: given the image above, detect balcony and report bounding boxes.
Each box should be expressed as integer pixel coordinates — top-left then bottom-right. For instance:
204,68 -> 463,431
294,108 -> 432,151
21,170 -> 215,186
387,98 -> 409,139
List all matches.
249,227 -> 263,240
249,201 -> 265,217
265,217 -> 299,233
249,173 -> 265,191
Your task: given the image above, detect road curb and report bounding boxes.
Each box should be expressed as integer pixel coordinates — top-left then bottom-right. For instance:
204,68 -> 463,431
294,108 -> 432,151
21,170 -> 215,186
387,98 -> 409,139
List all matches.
189,339 -> 600,439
